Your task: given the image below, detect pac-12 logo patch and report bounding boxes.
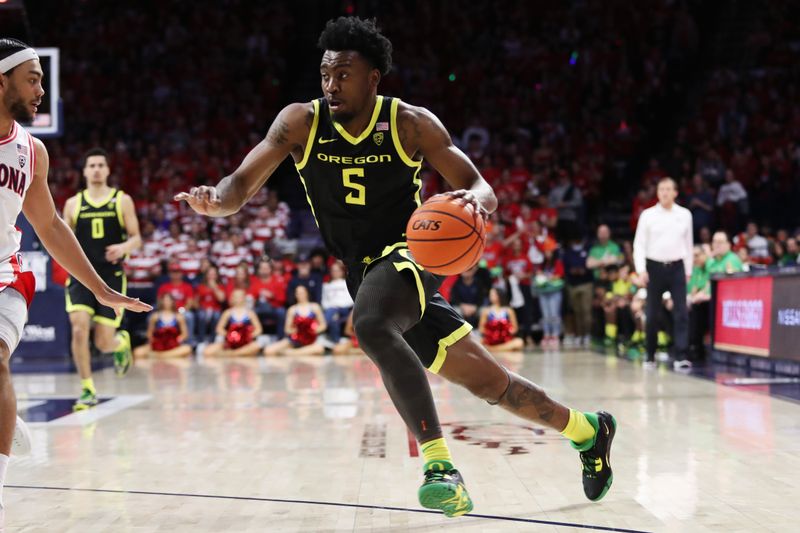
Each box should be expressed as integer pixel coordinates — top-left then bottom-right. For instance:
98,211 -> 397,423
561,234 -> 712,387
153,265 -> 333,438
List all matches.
373,132 -> 384,146
18,155 -> 26,168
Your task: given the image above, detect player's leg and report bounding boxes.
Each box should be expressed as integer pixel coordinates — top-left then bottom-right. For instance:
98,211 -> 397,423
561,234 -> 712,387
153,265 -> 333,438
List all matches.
68,310 -> 98,410
0,288 -> 34,526
352,260 -> 471,517
438,334 -> 616,501
94,271 -> 132,376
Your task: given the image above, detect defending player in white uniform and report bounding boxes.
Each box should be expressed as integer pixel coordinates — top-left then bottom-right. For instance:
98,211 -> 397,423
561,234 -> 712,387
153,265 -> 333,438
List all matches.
0,39 -> 151,530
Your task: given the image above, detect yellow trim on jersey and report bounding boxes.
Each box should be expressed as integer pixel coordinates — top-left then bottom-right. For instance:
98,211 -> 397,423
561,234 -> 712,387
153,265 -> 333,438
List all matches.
72,193 -> 83,226
411,165 -> 422,207
333,96 -> 383,145
428,322 -> 473,374
94,314 -> 123,328
82,188 -> 117,209
390,98 -> 422,168
115,190 -> 125,229
296,100 -> 320,170
296,172 -> 319,228
362,241 -> 407,266
65,287 -> 95,316
393,261 -> 426,318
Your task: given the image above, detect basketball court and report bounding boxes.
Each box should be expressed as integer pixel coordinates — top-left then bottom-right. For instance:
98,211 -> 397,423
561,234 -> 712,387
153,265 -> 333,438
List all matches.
7,348 -> 798,532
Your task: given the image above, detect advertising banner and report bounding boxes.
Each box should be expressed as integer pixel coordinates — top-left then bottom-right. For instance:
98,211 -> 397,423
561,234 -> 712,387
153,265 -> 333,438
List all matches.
713,276 -> 773,356
769,276 -> 800,361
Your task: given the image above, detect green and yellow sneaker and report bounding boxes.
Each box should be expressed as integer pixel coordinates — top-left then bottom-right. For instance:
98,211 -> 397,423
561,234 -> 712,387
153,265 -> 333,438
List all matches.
113,330 -> 132,377
73,388 -> 99,411
571,411 -> 616,501
418,460 -> 473,518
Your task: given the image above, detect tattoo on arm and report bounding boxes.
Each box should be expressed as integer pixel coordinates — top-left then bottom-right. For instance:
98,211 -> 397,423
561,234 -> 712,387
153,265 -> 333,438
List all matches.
501,378 -> 555,423
266,119 -> 290,146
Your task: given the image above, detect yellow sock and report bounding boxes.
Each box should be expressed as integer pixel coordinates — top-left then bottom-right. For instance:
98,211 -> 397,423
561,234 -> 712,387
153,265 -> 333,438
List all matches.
420,437 -> 453,468
81,378 -> 96,394
560,409 -> 596,445
605,324 -> 618,339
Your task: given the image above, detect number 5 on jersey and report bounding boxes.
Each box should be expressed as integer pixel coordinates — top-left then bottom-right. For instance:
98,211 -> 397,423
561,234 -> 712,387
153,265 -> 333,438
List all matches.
342,168 -> 365,205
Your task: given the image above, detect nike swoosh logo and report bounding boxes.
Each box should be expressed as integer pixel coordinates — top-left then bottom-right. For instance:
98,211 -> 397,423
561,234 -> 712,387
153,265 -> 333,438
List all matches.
318,137 -> 337,144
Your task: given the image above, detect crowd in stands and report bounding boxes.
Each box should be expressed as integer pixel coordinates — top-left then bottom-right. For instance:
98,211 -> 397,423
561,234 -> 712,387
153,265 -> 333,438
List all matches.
27,0 -> 800,362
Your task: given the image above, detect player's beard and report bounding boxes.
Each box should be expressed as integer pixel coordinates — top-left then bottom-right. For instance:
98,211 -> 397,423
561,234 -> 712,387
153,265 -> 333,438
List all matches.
4,86 -> 34,123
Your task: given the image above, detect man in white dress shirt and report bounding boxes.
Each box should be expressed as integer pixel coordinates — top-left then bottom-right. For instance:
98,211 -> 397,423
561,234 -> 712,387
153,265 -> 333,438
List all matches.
633,177 -> 693,367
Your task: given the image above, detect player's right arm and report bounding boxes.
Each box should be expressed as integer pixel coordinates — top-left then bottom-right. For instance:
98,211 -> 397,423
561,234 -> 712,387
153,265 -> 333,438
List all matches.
175,103 -> 313,217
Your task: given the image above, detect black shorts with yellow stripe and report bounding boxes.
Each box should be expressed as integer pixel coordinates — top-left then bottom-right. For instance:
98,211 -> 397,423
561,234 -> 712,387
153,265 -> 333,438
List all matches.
346,244 -> 472,373
65,267 -> 127,328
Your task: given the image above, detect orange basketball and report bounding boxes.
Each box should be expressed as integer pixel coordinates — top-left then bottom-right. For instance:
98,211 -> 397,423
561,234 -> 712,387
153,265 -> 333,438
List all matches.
406,197 -> 486,275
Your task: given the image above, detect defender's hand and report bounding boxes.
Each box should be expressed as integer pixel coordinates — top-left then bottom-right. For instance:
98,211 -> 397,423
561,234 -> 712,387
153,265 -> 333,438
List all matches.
96,287 -> 153,316
174,186 -> 222,216
432,190 -> 488,220
105,243 -> 126,263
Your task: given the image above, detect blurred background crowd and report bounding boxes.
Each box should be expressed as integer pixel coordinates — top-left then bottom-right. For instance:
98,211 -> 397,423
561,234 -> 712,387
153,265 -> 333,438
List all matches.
22,0 -> 800,357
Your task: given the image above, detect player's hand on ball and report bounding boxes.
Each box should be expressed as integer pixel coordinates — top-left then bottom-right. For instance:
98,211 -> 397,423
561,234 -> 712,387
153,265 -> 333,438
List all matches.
96,287 -> 153,316
105,243 -> 126,263
433,190 -> 488,220
174,186 -> 222,216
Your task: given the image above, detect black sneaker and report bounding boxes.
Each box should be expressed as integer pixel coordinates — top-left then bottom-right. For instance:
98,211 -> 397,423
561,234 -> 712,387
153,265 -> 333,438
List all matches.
571,411 -> 616,501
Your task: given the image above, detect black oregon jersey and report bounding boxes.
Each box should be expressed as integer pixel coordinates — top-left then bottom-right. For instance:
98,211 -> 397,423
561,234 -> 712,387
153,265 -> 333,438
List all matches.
72,188 -> 127,270
295,96 -> 423,264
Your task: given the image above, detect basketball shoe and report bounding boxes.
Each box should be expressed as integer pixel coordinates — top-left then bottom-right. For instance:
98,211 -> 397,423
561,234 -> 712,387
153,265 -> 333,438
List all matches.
73,388 -> 99,411
418,460 -> 473,517
12,415 -> 32,456
571,411 -> 616,501
113,330 -> 132,376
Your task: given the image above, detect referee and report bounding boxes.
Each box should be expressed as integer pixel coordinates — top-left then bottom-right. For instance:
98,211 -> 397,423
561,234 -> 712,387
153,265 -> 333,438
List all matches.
633,177 -> 693,368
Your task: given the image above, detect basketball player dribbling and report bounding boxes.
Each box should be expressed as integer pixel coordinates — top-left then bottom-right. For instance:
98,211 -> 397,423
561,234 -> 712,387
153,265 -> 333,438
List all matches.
177,18 -> 616,517
0,38 -> 151,529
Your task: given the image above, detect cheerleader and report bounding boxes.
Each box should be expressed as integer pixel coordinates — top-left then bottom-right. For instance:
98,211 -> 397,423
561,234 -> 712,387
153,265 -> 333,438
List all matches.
204,288 -> 263,357
264,285 -> 327,356
134,293 -> 193,359
478,288 -> 524,352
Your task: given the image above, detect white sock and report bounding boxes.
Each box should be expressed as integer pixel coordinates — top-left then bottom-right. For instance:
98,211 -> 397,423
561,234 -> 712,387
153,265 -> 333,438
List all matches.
0,453 -> 7,508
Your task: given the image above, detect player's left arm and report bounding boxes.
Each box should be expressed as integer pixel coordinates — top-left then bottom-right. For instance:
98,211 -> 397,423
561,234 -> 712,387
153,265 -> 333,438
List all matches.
396,103 -> 497,217
105,193 -> 142,263
23,139 -> 151,313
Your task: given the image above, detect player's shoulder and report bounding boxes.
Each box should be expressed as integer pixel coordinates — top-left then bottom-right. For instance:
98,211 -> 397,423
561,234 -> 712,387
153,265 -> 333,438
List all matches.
281,101 -> 316,126
395,99 -> 434,123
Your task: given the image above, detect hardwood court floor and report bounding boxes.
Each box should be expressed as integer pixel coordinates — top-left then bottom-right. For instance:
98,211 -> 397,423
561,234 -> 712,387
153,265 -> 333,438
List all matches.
7,349 -> 800,532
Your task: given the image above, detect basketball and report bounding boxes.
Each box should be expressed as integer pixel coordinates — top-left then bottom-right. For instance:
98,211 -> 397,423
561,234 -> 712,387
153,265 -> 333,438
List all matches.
406,196 -> 486,275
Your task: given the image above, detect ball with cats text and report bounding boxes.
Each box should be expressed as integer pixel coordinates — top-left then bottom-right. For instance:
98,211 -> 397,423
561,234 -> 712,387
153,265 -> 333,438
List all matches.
405,197 -> 486,276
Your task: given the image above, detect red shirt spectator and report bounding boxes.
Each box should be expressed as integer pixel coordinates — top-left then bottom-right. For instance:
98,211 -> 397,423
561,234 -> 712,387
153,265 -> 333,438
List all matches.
125,248 -> 162,288
157,264 -> 195,310
195,266 -> 226,312
251,261 -> 289,308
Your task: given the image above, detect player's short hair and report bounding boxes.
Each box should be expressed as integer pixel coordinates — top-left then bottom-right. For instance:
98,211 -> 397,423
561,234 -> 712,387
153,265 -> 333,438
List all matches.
0,37 -> 31,75
317,17 -> 393,76
82,147 -> 109,168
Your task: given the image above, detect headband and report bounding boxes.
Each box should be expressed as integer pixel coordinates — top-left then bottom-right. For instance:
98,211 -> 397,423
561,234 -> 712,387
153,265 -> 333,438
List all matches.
0,48 -> 39,74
